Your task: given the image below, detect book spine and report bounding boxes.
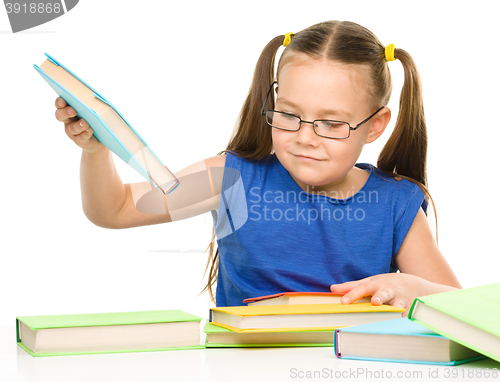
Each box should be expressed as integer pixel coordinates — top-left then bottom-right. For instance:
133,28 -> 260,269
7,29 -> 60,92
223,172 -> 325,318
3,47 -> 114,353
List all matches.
408,298 -> 422,320
333,329 -> 341,358
46,54 -> 59,66
16,319 -> 21,343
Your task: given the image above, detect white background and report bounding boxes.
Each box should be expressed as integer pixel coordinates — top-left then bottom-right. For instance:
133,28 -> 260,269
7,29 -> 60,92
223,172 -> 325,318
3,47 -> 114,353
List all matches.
0,0 -> 499,327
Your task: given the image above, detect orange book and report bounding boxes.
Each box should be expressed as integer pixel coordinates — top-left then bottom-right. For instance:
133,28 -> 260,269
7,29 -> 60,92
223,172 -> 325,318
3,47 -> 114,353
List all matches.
243,292 -> 371,306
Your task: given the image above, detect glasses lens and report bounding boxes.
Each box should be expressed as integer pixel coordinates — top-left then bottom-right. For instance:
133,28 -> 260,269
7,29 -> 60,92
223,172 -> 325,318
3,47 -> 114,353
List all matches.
266,111 -> 300,131
314,120 -> 350,139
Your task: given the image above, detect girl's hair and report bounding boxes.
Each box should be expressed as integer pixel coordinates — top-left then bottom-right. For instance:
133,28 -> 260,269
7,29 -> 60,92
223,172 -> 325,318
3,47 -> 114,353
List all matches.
201,20 -> 435,303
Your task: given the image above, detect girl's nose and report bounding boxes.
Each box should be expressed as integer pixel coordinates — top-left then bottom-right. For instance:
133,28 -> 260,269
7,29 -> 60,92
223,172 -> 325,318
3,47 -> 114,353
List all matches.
295,121 -> 320,146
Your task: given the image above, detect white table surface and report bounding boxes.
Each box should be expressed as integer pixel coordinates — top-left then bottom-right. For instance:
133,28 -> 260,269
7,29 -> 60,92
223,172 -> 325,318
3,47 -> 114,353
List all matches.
1,326 -> 499,382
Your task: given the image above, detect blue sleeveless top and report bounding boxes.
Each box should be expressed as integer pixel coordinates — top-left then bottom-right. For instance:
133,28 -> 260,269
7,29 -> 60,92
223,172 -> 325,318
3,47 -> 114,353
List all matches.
212,152 -> 427,307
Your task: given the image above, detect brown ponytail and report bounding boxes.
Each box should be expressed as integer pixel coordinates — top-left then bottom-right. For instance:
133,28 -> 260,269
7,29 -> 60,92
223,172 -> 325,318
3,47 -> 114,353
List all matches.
376,48 -> 437,237
200,226 -> 218,303
201,35 -> 284,303
377,49 -> 427,187
222,35 -> 284,160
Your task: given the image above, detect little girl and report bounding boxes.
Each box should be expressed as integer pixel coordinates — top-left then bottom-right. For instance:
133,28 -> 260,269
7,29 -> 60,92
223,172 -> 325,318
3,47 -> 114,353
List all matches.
54,20 -> 461,314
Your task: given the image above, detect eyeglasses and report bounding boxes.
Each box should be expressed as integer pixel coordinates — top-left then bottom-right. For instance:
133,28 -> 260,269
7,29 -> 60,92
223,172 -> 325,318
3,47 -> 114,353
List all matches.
260,81 -> 384,139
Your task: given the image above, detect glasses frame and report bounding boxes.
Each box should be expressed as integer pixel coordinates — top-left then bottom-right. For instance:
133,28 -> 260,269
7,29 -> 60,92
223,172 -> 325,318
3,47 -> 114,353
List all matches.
260,81 -> 385,140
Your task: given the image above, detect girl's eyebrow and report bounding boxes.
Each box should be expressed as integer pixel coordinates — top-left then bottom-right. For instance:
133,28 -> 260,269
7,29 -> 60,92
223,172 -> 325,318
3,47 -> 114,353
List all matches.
275,97 -> 352,119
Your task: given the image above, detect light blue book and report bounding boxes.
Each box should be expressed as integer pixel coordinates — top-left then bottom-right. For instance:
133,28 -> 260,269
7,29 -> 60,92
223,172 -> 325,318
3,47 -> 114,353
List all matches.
34,53 -> 179,195
334,318 -> 485,365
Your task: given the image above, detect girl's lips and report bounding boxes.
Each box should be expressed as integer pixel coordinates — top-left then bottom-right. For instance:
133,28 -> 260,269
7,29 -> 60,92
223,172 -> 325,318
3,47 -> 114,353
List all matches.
295,154 -> 322,162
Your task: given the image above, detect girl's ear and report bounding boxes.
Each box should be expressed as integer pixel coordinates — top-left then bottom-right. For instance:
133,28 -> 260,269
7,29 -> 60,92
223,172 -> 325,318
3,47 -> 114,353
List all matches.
366,107 -> 391,144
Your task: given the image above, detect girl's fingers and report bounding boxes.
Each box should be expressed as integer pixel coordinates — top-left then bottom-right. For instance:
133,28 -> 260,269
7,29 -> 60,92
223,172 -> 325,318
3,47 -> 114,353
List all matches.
330,278 -> 372,304
372,288 -> 391,303
338,283 -> 372,304
401,307 -> 409,317
65,119 -> 91,138
330,278 -> 373,303
371,288 -> 395,306
330,278 -> 366,293
389,297 -> 406,316
54,98 -> 79,124
374,288 -> 405,309
371,290 -> 406,315
54,97 -> 100,151
55,105 -> 78,123
391,299 -> 406,309
74,128 -> 94,145
55,97 -> 66,109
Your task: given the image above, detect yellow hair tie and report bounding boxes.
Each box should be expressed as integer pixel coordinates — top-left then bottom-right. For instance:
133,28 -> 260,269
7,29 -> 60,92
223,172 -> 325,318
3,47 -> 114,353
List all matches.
385,44 -> 396,62
283,32 -> 294,47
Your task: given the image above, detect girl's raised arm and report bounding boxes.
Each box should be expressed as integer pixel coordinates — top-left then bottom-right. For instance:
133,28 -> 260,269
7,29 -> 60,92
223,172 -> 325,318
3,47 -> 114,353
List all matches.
55,97 -> 225,229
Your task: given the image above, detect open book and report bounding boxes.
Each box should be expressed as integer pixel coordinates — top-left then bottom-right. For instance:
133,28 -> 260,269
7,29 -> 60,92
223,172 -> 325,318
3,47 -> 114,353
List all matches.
34,53 -> 179,195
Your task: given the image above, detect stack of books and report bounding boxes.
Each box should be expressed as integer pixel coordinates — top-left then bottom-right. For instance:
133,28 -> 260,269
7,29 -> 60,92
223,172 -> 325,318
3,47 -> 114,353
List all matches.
334,283 -> 500,365
205,292 -> 404,348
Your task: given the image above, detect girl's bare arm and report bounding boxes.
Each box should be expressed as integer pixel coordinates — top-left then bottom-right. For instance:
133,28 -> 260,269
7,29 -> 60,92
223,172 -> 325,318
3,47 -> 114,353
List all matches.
55,97 -> 225,229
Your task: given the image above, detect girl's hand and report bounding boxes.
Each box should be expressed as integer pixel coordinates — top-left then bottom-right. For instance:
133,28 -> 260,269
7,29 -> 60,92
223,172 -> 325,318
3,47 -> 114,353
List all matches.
54,97 -> 106,154
330,273 -> 457,317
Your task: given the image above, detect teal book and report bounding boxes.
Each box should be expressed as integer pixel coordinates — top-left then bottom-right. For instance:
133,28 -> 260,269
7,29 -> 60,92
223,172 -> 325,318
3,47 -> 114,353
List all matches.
34,53 -> 179,195
334,318 -> 484,365
17,310 -> 204,357
203,320 -> 334,347
409,283 -> 500,363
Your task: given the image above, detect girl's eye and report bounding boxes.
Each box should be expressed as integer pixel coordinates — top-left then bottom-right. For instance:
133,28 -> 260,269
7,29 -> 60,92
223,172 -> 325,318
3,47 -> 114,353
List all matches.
322,121 -> 345,129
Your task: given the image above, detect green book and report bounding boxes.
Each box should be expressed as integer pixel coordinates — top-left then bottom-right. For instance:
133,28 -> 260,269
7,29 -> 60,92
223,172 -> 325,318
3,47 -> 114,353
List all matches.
408,283 -> 500,363
203,320 -> 334,347
17,310 -> 204,357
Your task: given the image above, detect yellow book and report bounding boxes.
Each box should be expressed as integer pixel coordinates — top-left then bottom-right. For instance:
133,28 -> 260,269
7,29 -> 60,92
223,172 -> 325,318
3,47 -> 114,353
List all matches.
210,303 -> 404,333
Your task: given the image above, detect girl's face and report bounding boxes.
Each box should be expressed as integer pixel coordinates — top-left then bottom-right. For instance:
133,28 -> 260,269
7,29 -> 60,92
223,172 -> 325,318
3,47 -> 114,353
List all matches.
272,54 -> 389,194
